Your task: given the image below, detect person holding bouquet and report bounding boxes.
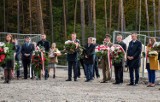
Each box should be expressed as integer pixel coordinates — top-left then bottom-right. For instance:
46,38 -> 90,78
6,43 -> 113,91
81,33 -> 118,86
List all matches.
113,34 -> 126,84
83,37 -> 95,82
48,43 -> 61,78
146,38 -> 158,87
21,36 -> 34,79
4,34 -> 15,83
66,33 -> 79,81
101,34 -> 113,83
127,33 -> 142,86
37,34 -> 50,80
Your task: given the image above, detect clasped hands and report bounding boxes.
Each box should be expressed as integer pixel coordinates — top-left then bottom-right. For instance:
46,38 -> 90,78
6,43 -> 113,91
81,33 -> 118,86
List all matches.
24,53 -> 30,57
127,56 -> 134,60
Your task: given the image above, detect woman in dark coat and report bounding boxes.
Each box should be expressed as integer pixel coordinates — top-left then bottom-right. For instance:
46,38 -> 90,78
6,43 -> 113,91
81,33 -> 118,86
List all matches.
4,34 -> 15,83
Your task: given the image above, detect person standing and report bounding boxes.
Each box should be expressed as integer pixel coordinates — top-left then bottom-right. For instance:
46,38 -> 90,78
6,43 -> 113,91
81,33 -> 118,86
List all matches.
92,37 -> 100,78
37,34 -> 50,80
101,34 -> 113,83
83,37 -> 95,82
48,43 -> 61,78
3,34 -> 15,83
113,34 -> 126,84
13,38 -> 21,79
21,36 -> 34,79
146,38 -> 157,87
127,33 -> 142,86
66,33 -> 79,81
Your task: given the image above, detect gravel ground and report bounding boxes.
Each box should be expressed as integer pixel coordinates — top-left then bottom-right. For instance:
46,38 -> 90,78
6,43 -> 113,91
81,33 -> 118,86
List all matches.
0,68 -> 160,102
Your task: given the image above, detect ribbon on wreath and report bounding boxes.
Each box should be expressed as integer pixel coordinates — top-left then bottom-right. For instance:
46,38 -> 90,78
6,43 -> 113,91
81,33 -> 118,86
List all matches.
41,51 -> 45,76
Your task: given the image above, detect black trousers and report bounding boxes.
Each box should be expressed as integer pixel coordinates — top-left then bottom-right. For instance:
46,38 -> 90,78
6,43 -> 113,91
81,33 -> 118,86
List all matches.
22,58 -> 31,79
77,59 -> 85,77
129,67 -> 139,84
68,61 -> 77,80
114,65 -> 123,83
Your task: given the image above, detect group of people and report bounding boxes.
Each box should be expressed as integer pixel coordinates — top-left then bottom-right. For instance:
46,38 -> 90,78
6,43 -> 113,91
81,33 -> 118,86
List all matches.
1,32 -> 160,88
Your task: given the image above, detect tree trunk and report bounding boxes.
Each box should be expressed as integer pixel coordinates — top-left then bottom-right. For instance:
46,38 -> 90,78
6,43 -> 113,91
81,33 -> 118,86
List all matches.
29,0 -> 32,34
87,0 -> 92,36
109,0 -> 112,34
145,0 -> 150,36
158,0 -> 160,35
80,0 -> 85,45
3,0 -> 6,32
93,0 -> 96,37
73,0 -> 77,32
138,0 -> 141,34
120,0 -> 124,32
117,0 -> 121,31
104,0 -> 108,33
153,0 -> 157,37
135,0 -> 139,31
37,0 -> 44,34
63,0 -> 67,40
49,0 -> 54,42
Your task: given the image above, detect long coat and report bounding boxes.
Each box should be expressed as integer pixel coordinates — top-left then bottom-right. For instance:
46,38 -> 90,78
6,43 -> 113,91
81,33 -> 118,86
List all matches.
127,40 -> 142,68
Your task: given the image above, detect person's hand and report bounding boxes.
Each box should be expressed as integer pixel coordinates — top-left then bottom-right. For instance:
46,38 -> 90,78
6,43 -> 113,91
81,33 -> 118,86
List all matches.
130,56 -> 134,60
25,53 -> 30,57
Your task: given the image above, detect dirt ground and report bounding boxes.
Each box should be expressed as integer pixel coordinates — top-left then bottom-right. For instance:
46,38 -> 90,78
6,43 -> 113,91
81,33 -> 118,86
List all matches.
0,68 -> 160,102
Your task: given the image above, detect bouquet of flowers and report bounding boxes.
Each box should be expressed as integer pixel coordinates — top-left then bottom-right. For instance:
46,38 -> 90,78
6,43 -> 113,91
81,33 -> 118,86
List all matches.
0,42 -> 6,66
95,45 -> 109,58
148,51 -> 158,57
152,42 -> 160,52
0,42 -> 14,66
64,40 -> 77,54
111,44 -> 125,64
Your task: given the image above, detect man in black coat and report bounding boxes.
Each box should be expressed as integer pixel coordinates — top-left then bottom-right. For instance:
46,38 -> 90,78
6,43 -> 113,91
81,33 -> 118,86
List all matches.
113,34 -> 126,84
83,37 -> 95,82
21,36 -> 34,79
37,34 -> 50,80
66,33 -> 79,81
127,33 -> 142,86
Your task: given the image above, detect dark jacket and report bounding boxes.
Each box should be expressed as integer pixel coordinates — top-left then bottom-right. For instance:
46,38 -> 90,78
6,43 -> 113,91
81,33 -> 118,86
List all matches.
15,45 -> 21,61
21,43 -> 34,60
115,41 -> 127,52
127,40 -> 142,68
83,43 -> 95,64
37,40 -> 50,52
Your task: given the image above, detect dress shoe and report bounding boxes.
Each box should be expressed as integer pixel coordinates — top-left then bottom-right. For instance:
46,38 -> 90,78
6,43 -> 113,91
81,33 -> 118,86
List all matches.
85,80 -> 90,82
74,79 -> 77,81
127,83 -> 134,86
66,79 -> 72,81
113,82 -> 120,84
100,81 -> 107,83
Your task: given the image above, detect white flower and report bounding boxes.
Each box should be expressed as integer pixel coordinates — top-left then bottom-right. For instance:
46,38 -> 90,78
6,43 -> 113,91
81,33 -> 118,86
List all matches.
65,40 -> 74,44
149,51 -> 158,55
4,47 -> 9,53
0,42 -> 5,47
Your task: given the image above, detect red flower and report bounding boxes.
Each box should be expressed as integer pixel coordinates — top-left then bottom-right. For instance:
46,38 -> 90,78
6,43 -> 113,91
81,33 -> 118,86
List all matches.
0,54 -> 6,60
0,48 -> 4,52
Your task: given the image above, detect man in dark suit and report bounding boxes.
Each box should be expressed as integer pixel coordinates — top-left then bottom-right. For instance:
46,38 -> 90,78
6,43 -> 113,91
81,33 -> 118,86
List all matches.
21,36 -> 34,79
127,33 -> 142,86
83,37 -> 95,82
37,34 -> 50,80
66,33 -> 79,81
113,34 -> 126,84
